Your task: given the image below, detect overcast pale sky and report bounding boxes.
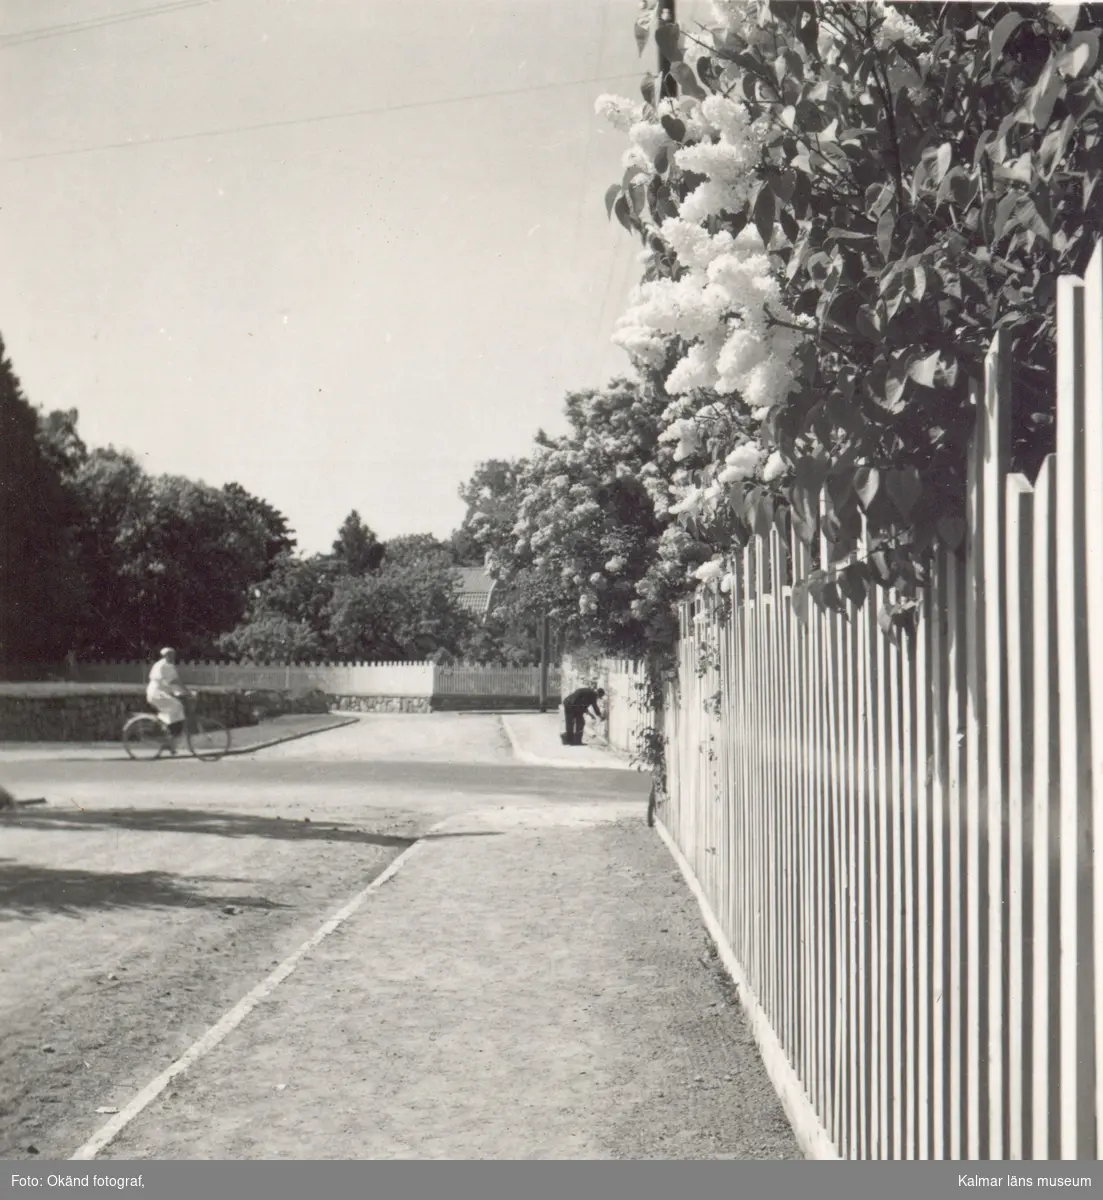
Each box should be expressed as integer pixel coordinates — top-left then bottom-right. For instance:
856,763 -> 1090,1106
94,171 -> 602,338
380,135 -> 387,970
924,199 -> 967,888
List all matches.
0,0 -> 676,554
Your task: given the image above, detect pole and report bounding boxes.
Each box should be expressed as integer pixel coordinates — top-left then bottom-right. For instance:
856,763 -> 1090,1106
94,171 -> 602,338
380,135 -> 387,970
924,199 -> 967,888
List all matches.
538,612 -> 550,713
658,2 -> 677,101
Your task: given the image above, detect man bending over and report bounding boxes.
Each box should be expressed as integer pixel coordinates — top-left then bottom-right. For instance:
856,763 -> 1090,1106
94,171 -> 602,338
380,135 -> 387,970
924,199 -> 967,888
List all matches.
562,686 -> 605,744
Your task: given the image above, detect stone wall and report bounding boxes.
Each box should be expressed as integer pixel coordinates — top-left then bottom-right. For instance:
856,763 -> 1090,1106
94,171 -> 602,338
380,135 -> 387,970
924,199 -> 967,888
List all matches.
0,687 -> 261,743
328,695 -> 431,714
430,694 -> 560,712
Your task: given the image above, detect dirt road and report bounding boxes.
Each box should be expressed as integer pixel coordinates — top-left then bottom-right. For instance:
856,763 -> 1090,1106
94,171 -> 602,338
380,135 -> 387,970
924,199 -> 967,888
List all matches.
0,715 -> 797,1160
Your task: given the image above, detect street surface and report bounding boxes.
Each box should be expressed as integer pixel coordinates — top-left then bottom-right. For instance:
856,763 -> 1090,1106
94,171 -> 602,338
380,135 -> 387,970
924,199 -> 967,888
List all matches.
0,714 -> 798,1160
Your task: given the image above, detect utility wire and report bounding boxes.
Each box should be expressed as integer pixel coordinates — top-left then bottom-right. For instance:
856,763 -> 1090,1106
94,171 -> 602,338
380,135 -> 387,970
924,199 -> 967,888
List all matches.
0,71 -> 646,165
0,0 -> 213,48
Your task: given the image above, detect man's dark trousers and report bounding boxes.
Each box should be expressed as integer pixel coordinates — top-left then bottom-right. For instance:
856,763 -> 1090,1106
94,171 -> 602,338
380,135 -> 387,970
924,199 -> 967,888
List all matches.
563,703 -> 586,743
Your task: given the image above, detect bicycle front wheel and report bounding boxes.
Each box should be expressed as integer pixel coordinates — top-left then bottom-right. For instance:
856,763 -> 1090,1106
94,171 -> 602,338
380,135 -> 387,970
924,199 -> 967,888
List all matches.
188,717 -> 230,762
123,715 -> 168,761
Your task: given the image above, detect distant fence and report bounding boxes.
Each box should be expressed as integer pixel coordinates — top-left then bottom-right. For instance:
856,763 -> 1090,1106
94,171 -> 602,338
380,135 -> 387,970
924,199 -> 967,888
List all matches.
0,660 -> 560,704
560,655 -> 652,756
652,246 -> 1103,1159
434,665 -> 561,699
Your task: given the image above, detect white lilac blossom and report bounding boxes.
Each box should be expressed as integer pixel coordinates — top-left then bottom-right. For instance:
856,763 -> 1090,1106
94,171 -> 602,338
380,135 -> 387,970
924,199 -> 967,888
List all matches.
594,94 -> 643,133
762,450 -> 788,483
629,121 -> 671,163
718,441 -> 765,484
694,559 -> 726,583
873,2 -> 927,50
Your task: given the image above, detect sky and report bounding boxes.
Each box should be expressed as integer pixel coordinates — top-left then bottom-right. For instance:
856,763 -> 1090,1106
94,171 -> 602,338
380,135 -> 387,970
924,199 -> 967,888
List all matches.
0,0 -> 697,554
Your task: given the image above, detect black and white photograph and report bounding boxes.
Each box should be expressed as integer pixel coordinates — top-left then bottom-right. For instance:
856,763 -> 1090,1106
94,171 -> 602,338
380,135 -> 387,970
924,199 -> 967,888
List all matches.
1,0 -> 1102,1188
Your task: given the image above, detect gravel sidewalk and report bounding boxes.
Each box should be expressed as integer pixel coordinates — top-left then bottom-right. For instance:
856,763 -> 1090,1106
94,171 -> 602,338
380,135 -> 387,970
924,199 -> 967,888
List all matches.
96,803 -> 801,1160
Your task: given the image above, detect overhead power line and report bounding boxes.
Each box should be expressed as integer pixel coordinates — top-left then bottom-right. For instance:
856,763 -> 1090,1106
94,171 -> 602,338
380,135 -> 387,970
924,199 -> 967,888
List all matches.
0,0 -> 213,48
0,71 -> 645,166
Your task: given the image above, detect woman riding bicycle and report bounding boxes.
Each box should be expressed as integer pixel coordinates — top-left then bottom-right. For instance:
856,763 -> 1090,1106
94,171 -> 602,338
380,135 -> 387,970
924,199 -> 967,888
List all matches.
146,647 -> 191,755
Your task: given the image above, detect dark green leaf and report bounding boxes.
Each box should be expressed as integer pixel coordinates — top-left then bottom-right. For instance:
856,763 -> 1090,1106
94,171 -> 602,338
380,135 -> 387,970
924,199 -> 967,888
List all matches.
884,365 -> 908,411
934,142 -> 952,184
908,351 -> 941,388
989,13 -> 1026,69
670,62 -> 706,99
856,307 -> 881,342
854,467 -> 881,510
613,193 -> 634,233
604,185 -> 620,220
634,8 -> 653,56
627,182 -> 646,217
838,563 -> 867,609
661,115 -> 687,143
886,467 -> 922,520
1063,30 -> 1100,75
754,184 -> 776,248
1026,61 -> 1062,129
877,211 -> 895,261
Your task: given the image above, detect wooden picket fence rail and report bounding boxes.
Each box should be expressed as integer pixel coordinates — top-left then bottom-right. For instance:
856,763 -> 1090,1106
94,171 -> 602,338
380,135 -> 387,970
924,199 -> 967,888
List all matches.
657,245 -> 1103,1159
433,665 -> 561,697
0,660 -> 559,701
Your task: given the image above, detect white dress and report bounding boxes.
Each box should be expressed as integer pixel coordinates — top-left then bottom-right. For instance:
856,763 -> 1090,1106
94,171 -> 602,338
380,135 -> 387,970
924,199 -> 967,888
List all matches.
147,659 -> 185,725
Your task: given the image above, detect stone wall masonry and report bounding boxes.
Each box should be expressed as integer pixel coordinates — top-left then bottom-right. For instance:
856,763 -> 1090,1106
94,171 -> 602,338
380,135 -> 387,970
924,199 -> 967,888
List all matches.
0,687 -> 261,743
328,695 -> 432,714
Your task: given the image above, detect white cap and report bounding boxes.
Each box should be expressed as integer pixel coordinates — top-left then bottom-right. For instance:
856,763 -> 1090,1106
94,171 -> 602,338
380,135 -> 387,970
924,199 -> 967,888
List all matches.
160,647 -> 175,657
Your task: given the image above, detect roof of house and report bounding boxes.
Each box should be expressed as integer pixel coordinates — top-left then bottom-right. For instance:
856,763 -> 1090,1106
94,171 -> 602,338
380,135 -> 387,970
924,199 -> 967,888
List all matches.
452,567 -> 496,617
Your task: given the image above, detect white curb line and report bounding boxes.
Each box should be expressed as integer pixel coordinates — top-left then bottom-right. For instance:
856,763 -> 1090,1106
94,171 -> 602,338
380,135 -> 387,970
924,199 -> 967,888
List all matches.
653,816 -> 840,1161
499,715 -> 634,771
70,832 -> 432,1161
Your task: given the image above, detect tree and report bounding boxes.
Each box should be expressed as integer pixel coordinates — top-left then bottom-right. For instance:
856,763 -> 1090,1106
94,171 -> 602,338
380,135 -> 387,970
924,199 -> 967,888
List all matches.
467,377 -> 709,662
382,533 -> 453,569
217,612 -> 329,664
0,337 -> 84,662
454,459 -> 524,564
222,483 -> 296,570
37,408 -> 88,480
330,509 -> 383,573
217,553 -> 338,662
601,1 -> 1103,622
70,454 -> 294,657
67,448 -> 155,656
326,558 -> 474,661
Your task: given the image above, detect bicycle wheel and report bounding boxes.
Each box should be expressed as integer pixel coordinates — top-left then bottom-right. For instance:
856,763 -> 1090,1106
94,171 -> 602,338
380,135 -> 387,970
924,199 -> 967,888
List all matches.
123,715 -> 168,761
187,716 -> 230,762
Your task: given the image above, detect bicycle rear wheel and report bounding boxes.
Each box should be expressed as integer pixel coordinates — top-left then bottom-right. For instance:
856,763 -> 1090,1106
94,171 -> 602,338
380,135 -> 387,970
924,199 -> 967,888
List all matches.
188,716 -> 230,762
123,715 -> 168,761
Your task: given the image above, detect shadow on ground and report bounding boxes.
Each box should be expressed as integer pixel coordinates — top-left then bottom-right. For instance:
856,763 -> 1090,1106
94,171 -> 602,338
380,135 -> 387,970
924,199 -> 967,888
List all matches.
0,857 -> 291,922
0,807 -> 423,847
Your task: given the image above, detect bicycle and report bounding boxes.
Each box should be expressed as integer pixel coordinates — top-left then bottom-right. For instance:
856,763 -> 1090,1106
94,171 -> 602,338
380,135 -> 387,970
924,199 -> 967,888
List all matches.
646,780 -> 664,827
122,694 -> 231,763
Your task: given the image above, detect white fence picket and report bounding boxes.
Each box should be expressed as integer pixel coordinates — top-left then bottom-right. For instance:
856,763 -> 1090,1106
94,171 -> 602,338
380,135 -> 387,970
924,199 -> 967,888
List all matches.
582,246 -> 1103,1159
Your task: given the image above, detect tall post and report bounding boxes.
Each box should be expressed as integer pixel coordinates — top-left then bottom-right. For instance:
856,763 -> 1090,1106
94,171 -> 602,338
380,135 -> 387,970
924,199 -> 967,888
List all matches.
538,612 -> 551,712
658,2 -> 677,100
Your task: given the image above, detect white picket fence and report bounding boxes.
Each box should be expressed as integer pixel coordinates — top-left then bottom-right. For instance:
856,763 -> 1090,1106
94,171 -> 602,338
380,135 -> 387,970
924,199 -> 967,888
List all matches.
651,245 -> 1103,1160
8,660 -> 559,701
434,665 -> 561,698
